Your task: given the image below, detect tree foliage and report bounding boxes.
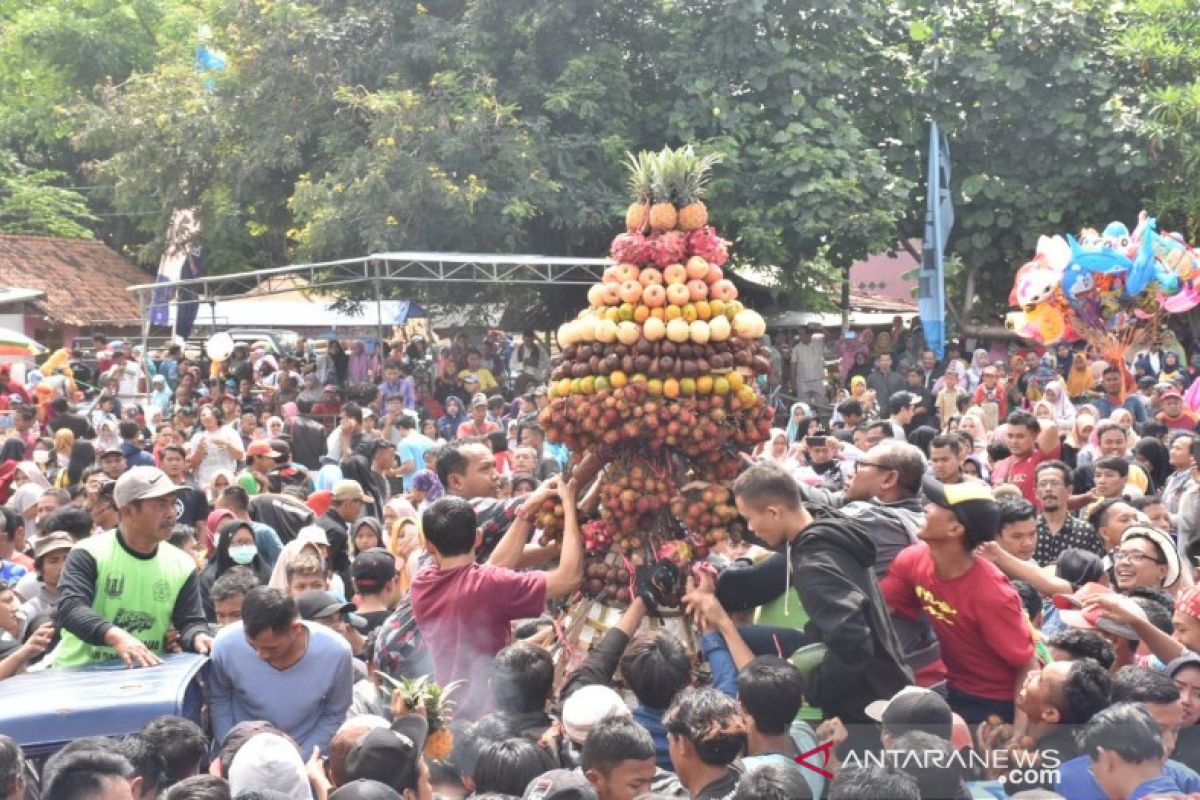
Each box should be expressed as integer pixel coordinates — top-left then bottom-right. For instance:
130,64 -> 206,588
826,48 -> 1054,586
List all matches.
0,0 -> 1198,323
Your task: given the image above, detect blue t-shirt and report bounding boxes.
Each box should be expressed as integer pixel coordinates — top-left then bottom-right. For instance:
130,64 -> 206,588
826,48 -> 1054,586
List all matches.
1056,755 -> 1197,800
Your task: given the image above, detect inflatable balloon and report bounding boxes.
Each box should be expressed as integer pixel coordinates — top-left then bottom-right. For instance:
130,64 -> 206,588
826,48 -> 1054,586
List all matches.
1068,234 -> 1134,274
1012,212 -> 1195,353
1060,263 -> 1103,328
206,332 -> 235,362
1163,283 -> 1200,314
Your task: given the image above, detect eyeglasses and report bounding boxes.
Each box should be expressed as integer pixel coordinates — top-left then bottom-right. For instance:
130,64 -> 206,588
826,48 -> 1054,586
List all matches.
1112,550 -> 1166,566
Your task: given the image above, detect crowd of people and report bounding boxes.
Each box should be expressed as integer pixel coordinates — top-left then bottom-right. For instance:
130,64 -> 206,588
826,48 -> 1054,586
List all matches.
4,320 -> 1200,799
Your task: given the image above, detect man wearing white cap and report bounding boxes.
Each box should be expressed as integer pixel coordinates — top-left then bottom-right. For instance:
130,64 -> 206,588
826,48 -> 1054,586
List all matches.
56,466 -> 213,668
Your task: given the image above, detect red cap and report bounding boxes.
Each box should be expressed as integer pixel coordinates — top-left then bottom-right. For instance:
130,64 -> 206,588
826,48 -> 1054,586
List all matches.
246,440 -> 281,458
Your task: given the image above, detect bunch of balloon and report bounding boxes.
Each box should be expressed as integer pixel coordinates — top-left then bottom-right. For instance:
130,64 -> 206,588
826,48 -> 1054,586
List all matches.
1006,211 -> 1200,360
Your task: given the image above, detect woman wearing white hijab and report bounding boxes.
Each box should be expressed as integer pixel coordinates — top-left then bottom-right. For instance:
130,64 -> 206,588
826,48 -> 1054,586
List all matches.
1040,379 -> 1076,430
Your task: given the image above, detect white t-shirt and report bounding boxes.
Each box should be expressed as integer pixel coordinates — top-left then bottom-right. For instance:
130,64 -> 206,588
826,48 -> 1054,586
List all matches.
108,362 -> 144,400
190,427 -> 244,489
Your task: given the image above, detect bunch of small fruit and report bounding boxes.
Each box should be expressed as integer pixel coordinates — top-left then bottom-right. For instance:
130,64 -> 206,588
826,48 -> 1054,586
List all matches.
581,519 -> 616,555
595,459 -> 673,543
583,553 -> 633,605
671,483 -> 744,548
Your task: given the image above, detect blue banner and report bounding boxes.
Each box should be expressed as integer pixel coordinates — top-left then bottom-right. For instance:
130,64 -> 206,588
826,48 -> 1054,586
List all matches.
918,121 -> 954,360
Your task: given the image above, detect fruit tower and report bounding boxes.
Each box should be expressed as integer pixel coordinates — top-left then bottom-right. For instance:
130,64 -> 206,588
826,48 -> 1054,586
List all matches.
537,146 -> 775,606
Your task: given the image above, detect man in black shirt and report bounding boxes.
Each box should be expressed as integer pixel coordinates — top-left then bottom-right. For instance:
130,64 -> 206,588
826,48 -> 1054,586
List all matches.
160,444 -> 206,540
47,397 -> 92,439
351,549 -> 399,633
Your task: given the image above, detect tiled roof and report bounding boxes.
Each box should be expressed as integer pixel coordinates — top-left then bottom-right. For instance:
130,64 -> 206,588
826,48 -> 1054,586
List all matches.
0,235 -> 148,327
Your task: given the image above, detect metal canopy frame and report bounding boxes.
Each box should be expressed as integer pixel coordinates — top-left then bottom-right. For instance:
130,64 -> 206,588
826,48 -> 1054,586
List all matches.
127,251 -> 613,352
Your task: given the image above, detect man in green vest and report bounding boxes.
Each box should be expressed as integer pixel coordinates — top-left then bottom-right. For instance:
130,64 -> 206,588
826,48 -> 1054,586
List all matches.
56,466 -> 213,668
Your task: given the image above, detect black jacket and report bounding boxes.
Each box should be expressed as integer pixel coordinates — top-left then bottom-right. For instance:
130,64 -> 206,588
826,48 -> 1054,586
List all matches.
286,416 -> 328,470
787,513 -> 913,722
317,508 -> 353,591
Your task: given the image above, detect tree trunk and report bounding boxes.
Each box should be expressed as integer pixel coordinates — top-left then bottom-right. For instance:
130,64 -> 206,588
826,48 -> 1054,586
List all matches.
961,265 -> 978,322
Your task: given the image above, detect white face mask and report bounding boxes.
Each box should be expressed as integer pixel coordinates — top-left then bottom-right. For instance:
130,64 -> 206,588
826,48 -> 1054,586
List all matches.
32,450 -> 48,466
228,544 -> 257,565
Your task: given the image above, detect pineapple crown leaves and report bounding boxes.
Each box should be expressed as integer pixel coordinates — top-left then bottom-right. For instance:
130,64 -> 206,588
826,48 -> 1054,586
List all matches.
378,673 -> 466,725
625,146 -> 724,206
624,150 -> 657,203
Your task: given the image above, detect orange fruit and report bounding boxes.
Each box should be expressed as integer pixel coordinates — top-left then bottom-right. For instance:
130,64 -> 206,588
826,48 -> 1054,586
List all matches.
737,386 -> 757,407
713,376 -> 730,395
618,303 -> 635,322
580,376 -> 596,394
610,370 -> 628,388
680,377 -> 696,396
681,303 -> 698,323
709,299 -> 726,318
663,379 -> 680,399
695,300 -> 712,321
647,379 -> 663,396
726,371 -> 745,391
696,375 -> 714,394
665,305 -> 682,321
630,373 -> 647,386
605,307 -> 621,323
569,378 -> 582,394
650,307 -> 665,321
634,305 -> 650,323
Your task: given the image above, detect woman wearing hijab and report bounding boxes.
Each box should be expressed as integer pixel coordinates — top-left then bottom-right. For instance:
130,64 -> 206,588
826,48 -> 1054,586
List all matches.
1066,351 -> 1094,399
317,340 -> 349,387
347,341 -> 377,385
1161,351 -> 1185,386
200,519 -> 272,620
265,416 -> 285,440
783,402 -> 812,443
268,528 -> 346,598
966,348 -> 990,391
846,352 -> 871,383
438,395 -> 467,441
352,516 -> 388,555
1134,437 -> 1172,494
1039,379 -> 1076,431
381,497 -> 424,596
837,332 -> 867,379
1162,329 -> 1188,364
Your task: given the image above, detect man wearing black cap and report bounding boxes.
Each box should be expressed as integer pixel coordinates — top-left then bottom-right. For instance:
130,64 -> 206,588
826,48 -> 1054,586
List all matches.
298,589 -> 367,656
352,549 -> 400,633
342,718 -> 433,800
881,476 -> 1037,724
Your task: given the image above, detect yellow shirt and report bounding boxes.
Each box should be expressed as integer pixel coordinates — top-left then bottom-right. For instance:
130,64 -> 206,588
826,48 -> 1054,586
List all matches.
459,368 -> 498,391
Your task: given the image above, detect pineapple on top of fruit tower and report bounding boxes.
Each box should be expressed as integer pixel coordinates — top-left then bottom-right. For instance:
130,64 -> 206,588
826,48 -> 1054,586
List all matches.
536,145 -> 774,625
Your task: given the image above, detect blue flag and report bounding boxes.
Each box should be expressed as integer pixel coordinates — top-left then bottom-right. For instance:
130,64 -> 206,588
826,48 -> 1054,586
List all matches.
918,121 -> 954,360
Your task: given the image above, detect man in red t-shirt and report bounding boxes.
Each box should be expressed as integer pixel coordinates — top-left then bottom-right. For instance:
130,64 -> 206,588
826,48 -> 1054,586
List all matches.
410,479 -> 583,721
882,476 -> 1037,724
990,410 -> 1060,505
1157,389 -> 1198,432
